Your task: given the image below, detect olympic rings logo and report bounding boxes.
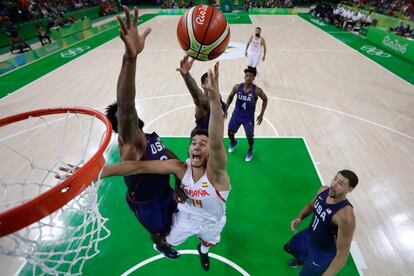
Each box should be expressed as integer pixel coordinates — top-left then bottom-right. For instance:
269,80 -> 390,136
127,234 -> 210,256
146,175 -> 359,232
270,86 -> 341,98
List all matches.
60,46 -> 91,58
360,45 -> 391,58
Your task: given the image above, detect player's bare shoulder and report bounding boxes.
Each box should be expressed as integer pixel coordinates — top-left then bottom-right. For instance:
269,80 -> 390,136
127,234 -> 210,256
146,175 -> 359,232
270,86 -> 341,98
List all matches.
231,84 -> 239,94
256,86 -> 267,97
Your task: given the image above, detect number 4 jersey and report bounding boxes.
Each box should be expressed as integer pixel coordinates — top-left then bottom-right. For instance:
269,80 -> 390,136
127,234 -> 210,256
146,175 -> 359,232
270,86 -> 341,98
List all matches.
179,159 -> 230,222
234,83 -> 257,119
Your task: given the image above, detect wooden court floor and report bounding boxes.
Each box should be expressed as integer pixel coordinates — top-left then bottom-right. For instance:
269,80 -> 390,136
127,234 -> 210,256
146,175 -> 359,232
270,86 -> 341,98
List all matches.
1,13 -> 414,276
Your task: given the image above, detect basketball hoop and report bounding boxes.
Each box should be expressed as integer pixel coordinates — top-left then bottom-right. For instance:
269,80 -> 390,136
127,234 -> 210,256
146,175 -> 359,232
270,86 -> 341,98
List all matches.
0,107 -> 113,275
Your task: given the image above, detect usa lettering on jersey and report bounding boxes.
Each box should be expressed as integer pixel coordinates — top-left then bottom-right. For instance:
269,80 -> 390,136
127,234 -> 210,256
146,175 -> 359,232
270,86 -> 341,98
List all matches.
314,199 -> 327,222
238,93 -> 253,102
150,141 -> 165,154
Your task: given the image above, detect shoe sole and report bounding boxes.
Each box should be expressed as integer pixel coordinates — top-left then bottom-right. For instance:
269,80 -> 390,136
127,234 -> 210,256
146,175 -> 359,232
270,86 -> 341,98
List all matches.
153,244 -> 180,259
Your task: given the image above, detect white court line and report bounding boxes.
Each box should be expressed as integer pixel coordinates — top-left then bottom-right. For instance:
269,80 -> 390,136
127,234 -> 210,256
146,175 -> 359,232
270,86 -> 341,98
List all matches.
4,92 -> 413,145
142,103 -> 279,136
302,137 -> 323,183
98,93 -> 414,142
270,96 -> 414,141
303,137 -> 366,276
144,104 -> 193,131
121,250 -> 250,276
351,241 -> 368,273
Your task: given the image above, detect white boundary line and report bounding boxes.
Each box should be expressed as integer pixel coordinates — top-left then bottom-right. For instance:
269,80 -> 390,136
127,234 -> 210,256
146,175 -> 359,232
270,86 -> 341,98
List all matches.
269,96 -> 414,141
121,250 -> 250,276
94,93 -> 414,142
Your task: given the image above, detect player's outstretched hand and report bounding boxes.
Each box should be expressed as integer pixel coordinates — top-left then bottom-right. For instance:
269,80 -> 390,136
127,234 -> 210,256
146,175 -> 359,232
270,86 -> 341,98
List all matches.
256,114 -> 263,125
203,62 -> 220,100
290,218 -> 302,232
117,6 -> 151,58
55,164 -> 80,180
173,185 -> 188,203
176,55 -> 195,76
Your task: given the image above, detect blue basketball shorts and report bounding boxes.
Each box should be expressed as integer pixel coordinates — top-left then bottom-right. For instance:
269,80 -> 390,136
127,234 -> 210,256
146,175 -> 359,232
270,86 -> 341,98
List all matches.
285,228 -> 336,276
228,114 -> 255,138
126,188 -> 178,235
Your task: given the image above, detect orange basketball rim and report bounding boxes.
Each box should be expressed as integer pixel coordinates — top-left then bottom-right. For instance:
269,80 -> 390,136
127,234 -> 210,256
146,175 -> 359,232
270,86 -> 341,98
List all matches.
0,107 -> 112,237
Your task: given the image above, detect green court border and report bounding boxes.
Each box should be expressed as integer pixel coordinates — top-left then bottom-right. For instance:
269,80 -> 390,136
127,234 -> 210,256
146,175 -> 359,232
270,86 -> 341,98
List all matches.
298,13 -> 414,85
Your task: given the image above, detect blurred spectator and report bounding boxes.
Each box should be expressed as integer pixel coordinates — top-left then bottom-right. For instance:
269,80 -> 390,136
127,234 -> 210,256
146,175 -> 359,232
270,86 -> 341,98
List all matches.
178,0 -> 187,9
55,12 -> 70,26
36,23 -> 51,45
1,16 -> 32,53
404,24 -> 411,37
343,0 -> 414,18
393,21 -> 406,35
99,1 -> 117,16
0,0 -> 108,23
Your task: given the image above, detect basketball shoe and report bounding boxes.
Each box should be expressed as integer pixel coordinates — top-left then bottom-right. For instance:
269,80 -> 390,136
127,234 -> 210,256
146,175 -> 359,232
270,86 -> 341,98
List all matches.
153,244 -> 180,259
197,243 -> 210,271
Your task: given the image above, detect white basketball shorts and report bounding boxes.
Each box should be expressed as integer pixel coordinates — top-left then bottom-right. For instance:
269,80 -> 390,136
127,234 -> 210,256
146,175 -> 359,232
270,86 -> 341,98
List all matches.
166,210 -> 226,246
247,54 -> 261,68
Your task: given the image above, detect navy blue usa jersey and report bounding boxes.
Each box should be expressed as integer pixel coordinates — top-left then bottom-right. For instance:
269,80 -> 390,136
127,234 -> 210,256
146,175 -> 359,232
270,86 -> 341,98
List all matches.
195,99 -> 227,130
124,132 -> 171,201
234,83 -> 257,118
309,188 -> 352,251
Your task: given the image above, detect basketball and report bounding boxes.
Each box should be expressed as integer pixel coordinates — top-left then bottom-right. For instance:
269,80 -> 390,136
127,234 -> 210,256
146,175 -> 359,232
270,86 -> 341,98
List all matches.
176,4 -> 230,61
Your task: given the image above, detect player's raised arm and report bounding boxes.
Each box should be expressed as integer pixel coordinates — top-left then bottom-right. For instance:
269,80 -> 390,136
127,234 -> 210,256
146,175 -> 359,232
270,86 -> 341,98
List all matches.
205,63 -> 230,191
177,56 -> 208,108
116,6 -> 151,148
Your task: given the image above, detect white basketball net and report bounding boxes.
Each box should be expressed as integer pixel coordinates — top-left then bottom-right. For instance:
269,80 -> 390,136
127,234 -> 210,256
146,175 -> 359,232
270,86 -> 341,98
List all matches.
0,110 -> 112,275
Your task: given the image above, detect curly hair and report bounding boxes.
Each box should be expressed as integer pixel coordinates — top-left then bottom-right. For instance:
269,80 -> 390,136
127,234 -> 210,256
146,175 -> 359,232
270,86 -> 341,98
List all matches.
105,102 -> 144,133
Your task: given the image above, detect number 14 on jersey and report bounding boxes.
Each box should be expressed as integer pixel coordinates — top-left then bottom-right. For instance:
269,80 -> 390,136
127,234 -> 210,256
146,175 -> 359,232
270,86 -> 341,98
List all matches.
191,199 -> 203,208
